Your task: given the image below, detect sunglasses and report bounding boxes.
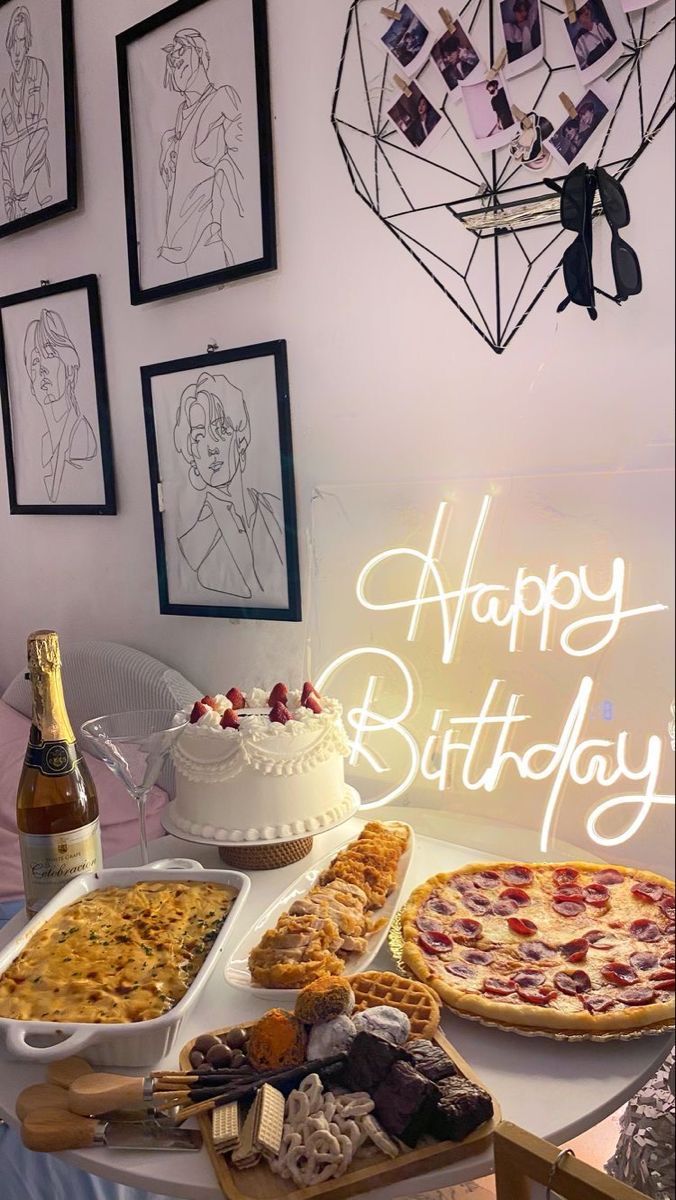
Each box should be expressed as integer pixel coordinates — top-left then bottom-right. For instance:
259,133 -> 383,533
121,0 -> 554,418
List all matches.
545,164 -> 642,319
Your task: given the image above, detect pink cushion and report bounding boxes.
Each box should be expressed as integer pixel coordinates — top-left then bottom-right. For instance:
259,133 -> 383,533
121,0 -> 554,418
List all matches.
0,700 -> 168,901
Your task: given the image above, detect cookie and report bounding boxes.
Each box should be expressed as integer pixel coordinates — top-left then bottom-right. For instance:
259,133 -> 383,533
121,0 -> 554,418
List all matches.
353,1005 -> 410,1045
307,1014 -> 356,1059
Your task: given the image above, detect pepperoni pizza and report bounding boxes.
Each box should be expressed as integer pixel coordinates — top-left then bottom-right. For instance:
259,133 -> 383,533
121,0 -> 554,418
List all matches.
402,863 -> 675,1034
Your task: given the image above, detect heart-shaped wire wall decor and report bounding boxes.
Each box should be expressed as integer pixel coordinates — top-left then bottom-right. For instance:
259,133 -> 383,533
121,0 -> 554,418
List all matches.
332,0 -> 674,352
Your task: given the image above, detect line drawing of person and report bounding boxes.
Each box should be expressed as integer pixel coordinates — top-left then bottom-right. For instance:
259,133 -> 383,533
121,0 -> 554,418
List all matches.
159,28 -> 244,276
23,309 -> 98,503
173,371 -> 286,602
1,5 -> 52,223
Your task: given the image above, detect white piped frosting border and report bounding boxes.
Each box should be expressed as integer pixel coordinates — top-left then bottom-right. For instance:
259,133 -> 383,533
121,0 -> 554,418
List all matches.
167,788 -> 356,844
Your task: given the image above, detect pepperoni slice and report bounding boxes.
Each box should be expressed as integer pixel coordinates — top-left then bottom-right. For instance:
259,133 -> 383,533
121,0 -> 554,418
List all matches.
583,884 -> 610,907
594,869 -> 625,886
602,962 -> 638,987
418,931 -> 454,954
512,969 -> 546,988
553,901 -> 586,918
493,899 -> 519,917
659,894 -> 675,915
464,949 -> 494,966
508,917 -> 538,937
561,938 -> 590,963
503,866 -> 534,887
451,918 -> 482,941
519,941 -> 552,962
554,886 -> 585,901
516,986 -> 556,1006
585,995 -> 616,1014
500,887 -> 531,906
630,919 -> 662,943
653,976 -> 676,991
483,978 -> 516,997
660,951 -> 676,970
586,929 -> 618,950
631,882 -> 665,903
416,915 -> 447,935
621,987 -> 656,1006
473,870 -> 502,890
463,892 -> 493,915
630,951 -> 659,972
554,970 -> 591,995
650,969 -> 676,983
553,868 -> 579,886
446,962 -> 475,979
426,896 -> 457,917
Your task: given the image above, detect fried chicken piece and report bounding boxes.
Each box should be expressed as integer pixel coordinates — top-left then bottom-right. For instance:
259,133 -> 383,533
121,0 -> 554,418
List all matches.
249,952 -> 345,989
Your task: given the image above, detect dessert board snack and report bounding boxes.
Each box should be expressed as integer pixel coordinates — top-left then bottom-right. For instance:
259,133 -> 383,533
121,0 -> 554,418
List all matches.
402,862 -> 676,1036
348,971 -> 441,1040
169,683 -> 351,845
225,822 -> 414,997
179,1009 -> 499,1200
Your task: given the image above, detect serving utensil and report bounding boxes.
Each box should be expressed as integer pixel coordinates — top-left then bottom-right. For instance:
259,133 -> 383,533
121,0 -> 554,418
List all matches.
21,1108 -> 202,1153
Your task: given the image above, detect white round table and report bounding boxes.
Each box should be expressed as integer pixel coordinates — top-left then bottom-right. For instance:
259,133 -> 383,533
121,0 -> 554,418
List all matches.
0,819 -> 673,1200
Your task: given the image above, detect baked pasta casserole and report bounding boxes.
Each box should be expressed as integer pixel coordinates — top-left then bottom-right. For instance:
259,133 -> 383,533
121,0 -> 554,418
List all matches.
0,881 -> 236,1023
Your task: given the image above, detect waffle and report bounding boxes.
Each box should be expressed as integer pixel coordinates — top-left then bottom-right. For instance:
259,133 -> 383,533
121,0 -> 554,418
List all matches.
348,970 -> 441,1040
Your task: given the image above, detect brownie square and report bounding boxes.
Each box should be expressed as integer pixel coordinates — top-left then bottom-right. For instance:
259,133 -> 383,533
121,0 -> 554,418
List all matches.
373,1061 -> 439,1147
407,1040 -> 459,1083
342,1031 -> 410,1092
431,1076 -> 494,1142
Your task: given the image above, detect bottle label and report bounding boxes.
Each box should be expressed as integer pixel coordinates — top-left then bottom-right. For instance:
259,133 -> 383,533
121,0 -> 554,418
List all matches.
24,737 -> 79,778
19,819 -> 103,912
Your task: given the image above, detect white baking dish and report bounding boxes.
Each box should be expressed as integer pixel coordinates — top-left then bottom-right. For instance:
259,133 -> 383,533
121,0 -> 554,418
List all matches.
0,859 -> 250,1067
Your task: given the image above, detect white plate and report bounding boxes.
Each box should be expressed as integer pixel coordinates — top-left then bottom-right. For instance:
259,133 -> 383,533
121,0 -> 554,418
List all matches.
223,823 -> 415,1000
160,786 -> 362,848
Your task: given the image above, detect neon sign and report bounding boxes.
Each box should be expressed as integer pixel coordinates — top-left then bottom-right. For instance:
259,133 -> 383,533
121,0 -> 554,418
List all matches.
316,495 -> 675,852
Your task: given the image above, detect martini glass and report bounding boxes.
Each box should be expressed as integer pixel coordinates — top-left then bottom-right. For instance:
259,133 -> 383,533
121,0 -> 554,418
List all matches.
81,709 -> 188,865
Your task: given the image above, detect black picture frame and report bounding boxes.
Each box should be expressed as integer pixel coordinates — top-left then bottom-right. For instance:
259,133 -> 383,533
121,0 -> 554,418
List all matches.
0,0 -> 77,239
116,0 -> 276,306
0,275 -> 116,515
141,339 -> 301,622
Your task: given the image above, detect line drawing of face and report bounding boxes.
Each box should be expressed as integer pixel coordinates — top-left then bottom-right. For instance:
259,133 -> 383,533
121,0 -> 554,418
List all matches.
175,372 -> 251,494
23,310 -> 79,412
6,7 -> 31,76
162,28 -> 209,96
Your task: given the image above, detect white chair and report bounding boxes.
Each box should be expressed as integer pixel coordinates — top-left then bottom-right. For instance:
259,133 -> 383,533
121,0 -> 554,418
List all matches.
2,640 -> 201,797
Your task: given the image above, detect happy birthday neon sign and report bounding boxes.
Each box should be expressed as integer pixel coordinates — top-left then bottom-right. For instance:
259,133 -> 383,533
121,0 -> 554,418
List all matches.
316,496 -> 675,852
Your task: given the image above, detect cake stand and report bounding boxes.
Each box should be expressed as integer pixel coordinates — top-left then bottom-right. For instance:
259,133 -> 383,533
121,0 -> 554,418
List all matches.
160,785 -> 361,870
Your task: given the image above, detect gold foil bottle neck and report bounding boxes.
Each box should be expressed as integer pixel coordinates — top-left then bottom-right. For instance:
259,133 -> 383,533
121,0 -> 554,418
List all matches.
27,631 -> 62,675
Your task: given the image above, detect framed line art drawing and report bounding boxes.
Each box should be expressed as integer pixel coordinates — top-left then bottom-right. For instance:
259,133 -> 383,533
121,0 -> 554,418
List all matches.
0,275 -> 116,515
141,340 -> 301,622
117,0 -> 276,306
0,0 -> 77,239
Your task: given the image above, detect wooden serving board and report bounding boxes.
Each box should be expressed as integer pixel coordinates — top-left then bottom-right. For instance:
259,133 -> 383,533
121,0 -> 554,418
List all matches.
180,1022 -> 500,1200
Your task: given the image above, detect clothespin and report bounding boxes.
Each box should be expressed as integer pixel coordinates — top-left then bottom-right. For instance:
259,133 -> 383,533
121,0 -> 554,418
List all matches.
381,6 -> 400,19
559,92 -> 578,119
512,105 -> 533,128
485,48 -> 507,80
439,7 -> 456,33
394,73 -> 413,96
564,0 -> 577,23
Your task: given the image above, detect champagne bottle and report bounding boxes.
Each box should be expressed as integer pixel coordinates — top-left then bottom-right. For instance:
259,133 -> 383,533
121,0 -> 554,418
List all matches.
17,631 -> 102,915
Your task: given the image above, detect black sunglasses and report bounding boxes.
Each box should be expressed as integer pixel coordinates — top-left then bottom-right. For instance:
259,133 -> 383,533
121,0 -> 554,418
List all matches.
596,167 -> 643,301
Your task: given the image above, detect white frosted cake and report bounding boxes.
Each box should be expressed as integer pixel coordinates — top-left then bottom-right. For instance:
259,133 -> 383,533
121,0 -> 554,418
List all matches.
170,683 -> 352,843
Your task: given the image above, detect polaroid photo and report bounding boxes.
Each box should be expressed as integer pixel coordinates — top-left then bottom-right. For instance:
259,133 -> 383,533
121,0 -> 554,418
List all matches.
388,79 -> 444,149
545,80 -> 617,167
500,0 -> 544,78
460,72 -> 517,151
430,22 -> 483,100
562,0 -> 625,84
380,4 -> 433,75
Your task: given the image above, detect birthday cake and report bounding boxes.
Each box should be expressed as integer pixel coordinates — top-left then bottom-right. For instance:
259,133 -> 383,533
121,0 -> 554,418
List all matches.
170,683 -> 352,843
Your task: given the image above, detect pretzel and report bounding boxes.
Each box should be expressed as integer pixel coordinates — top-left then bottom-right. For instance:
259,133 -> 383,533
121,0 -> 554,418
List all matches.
334,1092 -> 374,1119
362,1114 -> 400,1159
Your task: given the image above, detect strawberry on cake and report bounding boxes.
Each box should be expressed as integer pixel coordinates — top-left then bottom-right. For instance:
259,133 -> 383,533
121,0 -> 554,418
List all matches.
169,682 -> 352,843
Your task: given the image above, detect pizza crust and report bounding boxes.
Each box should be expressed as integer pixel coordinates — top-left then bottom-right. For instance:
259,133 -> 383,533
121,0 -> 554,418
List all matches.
401,862 -> 675,1035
